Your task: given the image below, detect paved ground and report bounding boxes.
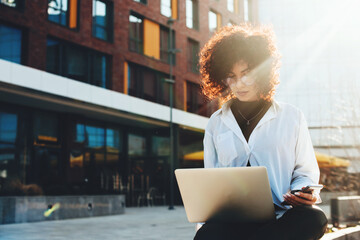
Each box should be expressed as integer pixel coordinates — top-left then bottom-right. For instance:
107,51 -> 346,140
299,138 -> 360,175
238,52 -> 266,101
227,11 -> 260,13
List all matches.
0,207 -> 194,240
0,205 -> 335,240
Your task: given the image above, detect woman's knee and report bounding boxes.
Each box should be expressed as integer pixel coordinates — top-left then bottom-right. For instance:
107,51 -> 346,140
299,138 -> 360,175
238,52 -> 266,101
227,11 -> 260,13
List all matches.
287,206 -> 328,239
194,222 -> 228,240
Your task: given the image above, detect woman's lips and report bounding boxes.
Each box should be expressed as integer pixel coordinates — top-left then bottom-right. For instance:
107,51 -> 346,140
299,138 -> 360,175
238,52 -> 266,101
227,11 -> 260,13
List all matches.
236,91 -> 248,96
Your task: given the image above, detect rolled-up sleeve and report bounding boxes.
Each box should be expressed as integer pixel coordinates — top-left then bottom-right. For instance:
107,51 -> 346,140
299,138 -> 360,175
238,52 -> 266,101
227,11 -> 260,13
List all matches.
291,112 -> 320,191
203,131 -> 218,168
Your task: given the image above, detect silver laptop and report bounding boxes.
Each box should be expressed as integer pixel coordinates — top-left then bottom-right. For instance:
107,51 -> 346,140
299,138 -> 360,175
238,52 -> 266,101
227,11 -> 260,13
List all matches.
175,167 -> 275,223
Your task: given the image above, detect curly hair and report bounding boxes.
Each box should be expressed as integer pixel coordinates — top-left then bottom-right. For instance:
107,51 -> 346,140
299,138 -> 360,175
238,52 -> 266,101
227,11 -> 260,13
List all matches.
199,24 -> 281,103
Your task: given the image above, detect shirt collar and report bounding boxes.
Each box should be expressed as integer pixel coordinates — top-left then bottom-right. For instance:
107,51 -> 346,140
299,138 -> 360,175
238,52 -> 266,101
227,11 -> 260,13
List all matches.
220,98 -> 279,130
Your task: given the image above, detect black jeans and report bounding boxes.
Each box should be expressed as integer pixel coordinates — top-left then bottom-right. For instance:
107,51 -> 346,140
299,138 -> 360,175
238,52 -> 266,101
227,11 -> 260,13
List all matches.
194,205 -> 328,240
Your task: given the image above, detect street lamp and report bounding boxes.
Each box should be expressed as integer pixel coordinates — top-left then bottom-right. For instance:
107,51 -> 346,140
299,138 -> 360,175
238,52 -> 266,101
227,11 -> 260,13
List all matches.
163,77 -> 175,210
165,17 -> 181,210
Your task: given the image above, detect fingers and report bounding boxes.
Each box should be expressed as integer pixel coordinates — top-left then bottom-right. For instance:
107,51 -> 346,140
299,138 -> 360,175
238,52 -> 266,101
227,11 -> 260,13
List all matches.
294,192 -> 317,204
283,193 -> 301,207
283,192 -> 317,207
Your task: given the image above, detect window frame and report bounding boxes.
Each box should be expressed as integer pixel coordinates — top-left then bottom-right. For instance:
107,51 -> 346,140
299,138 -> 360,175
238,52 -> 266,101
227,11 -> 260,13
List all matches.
187,38 -> 200,74
127,62 -> 173,106
133,0 -> 147,4
186,81 -> 209,116
129,13 -> 144,54
186,0 -> 199,30
160,26 -> 175,65
0,22 -> 24,64
47,0 -> 80,30
92,0 -> 114,42
0,0 -> 24,10
46,37 -> 111,89
160,0 -> 172,18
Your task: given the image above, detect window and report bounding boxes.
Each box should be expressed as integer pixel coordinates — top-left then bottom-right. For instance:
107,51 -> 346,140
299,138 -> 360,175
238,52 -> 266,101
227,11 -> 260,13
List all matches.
33,112 -> 59,143
160,26 -> 175,65
129,14 -> 143,54
209,10 -> 220,35
186,0 -> 199,30
1,0 -> 23,9
0,112 -> 17,144
72,122 -> 122,172
160,0 -> 177,19
127,62 -> 171,106
244,0 -> 252,22
186,81 -> 209,116
187,39 -> 199,73
227,0 -> 234,12
160,0 -> 171,17
0,24 -> 22,64
48,0 -> 78,29
133,0 -> 147,4
46,38 -> 110,88
128,134 -> 146,157
0,112 -> 18,195
92,0 -> 113,41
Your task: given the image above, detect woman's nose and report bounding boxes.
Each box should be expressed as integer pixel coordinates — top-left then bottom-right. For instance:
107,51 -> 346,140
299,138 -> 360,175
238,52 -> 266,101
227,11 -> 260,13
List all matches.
235,77 -> 245,88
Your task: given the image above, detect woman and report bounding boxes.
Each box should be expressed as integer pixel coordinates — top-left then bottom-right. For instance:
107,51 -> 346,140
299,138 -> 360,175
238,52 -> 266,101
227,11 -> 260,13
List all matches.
195,24 -> 328,240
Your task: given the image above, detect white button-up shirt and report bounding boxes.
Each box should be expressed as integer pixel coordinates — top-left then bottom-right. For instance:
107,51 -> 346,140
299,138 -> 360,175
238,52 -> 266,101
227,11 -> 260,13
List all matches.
203,99 -> 320,217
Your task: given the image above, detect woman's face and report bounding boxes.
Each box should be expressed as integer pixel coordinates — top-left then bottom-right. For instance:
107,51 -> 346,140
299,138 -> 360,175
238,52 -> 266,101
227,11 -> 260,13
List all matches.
225,61 -> 260,102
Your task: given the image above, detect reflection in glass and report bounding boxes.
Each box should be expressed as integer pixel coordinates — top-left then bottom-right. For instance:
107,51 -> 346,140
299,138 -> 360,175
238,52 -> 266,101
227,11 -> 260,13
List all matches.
0,112 -> 17,143
0,24 -> 22,64
152,136 -> 170,156
128,134 -> 146,156
33,112 -> 58,141
209,10 -> 217,33
85,125 -> 105,148
106,128 -> 121,149
1,0 -> 18,8
227,0 -> 234,12
92,0 -> 110,41
186,0 -> 194,28
48,0 -> 68,26
244,0 -> 249,22
92,54 -> 107,88
161,0 -> 171,17
46,39 -> 60,74
66,45 -> 87,82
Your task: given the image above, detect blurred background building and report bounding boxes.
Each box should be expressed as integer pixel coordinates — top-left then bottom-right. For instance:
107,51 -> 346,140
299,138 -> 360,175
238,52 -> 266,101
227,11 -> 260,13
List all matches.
258,0 -> 360,174
258,0 -> 360,193
0,0 -> 257,207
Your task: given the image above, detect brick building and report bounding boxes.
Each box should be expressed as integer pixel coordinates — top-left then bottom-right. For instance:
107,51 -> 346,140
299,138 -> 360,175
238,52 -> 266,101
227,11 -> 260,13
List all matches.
0,0 -> 258,210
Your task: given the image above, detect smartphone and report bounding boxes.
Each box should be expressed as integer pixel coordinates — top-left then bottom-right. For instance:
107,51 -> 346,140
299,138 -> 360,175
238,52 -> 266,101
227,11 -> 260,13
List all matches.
290,184 -> 323,195
281,184 -> 323,205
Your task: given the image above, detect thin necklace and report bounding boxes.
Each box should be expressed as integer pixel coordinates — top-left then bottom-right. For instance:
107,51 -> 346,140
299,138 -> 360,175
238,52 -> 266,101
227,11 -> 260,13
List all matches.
238,106 -> 265,125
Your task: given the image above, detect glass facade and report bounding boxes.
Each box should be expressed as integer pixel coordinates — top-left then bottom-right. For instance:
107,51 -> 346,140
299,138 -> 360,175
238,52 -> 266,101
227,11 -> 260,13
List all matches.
92,0 -> 113,41
0,24 -> 22,64
0,103 -> 204,206
46,38 -> 109,88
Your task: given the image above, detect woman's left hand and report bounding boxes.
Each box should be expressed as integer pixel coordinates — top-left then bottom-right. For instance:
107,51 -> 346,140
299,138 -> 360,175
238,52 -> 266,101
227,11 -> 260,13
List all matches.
283,187 -> 317,207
